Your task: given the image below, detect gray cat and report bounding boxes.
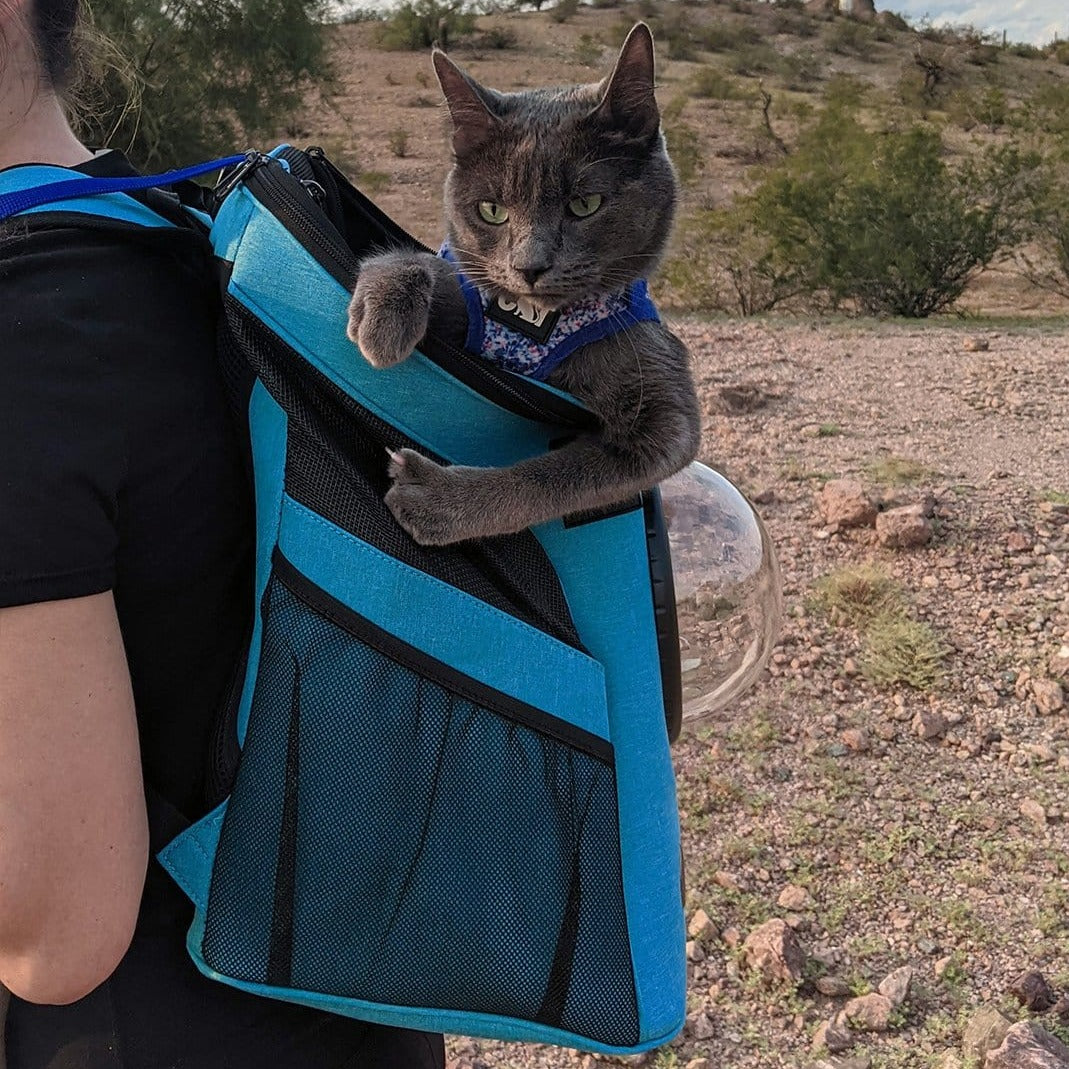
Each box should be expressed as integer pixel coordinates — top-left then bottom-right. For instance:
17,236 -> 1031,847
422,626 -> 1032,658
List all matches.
347,23 -> 701,546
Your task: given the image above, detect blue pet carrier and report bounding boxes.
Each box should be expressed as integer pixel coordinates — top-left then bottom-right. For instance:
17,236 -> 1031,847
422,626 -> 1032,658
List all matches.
0,147 -> 687,1054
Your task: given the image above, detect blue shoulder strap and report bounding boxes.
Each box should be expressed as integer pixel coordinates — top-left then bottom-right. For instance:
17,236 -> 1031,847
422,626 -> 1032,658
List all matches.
0,153 -> 246,221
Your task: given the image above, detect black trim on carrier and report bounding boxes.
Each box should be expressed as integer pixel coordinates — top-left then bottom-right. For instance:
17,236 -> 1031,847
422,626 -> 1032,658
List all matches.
272,549 -> 615,766
643,489 -> 683,743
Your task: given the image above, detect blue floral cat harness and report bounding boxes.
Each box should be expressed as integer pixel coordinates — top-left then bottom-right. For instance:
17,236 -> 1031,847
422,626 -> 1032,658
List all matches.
440,244 -> 661,380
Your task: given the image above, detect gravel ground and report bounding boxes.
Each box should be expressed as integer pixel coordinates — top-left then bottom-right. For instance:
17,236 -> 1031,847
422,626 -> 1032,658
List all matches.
447,319 -> 1069,1069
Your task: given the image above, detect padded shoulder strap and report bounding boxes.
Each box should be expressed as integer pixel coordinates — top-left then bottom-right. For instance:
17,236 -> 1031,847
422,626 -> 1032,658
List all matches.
0,154 -> 245,224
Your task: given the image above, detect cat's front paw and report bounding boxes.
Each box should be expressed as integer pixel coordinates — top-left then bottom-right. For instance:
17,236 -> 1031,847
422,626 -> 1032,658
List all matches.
347,258 -> 436,368
385,448 -> 478,546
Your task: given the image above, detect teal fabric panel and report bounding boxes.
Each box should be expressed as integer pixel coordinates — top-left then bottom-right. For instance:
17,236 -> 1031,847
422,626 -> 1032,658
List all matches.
0,165 -> 177,228
276,495 -> 610,741
226,204 -> 562,467
211,184 -> 258,267
183,909 -> 676,1056
237,382 -> 291,743
535,509 -> 686,1043
156,802 -> 227,912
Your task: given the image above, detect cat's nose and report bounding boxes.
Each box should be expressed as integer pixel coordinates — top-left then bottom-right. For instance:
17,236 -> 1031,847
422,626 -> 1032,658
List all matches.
518,263 -> 550,286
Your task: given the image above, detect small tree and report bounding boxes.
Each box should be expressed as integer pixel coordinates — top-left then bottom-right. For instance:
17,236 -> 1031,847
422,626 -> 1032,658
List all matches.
748,104 -> 1029,316
75,0 -> 332,170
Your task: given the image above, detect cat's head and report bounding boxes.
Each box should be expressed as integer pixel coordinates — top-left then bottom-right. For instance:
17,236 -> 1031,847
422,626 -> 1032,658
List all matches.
433,23 -> 677,312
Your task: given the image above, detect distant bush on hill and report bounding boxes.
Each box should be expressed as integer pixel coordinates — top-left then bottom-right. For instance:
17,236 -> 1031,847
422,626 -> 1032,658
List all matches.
373,0 -> 475,49
665,101 -> 1035,317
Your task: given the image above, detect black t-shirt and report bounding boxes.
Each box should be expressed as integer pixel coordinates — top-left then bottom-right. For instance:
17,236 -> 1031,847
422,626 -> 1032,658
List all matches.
0,153 -> 442,1069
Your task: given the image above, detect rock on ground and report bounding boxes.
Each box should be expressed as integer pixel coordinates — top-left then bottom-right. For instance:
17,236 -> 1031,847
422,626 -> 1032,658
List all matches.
876,504 -> 934,548
842,993 -> 894,1032
742,918 -> 806,984
817,479 -> 877,528
962,1005 -> 1013,1063
985,1021 -> 1069,1068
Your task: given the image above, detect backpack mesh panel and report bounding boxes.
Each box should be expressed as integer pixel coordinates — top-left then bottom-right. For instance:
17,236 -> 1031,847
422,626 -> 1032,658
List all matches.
224,297 -> 585,652
202,574 -> 640,1048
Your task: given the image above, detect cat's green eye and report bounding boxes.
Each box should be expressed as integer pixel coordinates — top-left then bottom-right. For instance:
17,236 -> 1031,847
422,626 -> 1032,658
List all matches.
478,201 -> 509,225
567,194 -> 603,218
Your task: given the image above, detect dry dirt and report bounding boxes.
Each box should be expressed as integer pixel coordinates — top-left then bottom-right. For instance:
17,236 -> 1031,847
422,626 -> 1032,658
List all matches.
287,12 -> 1069,1067
449,320 -> 1069,1068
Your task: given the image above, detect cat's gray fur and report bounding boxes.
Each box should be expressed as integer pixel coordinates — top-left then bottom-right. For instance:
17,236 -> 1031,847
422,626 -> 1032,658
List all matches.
347,23 -> 701,545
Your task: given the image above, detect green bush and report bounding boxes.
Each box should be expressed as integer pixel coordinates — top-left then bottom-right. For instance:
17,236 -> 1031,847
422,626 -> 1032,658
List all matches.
664,120 -> 703,186
690,66 -> 742,100
387,128 -> 410,157
1044,40 -> 1069,64
661,204 -> 805,314
478,25 -> 518,48
374,0 -> 475,50
548,0 -> 579,21
776,48 -> 823,90
73,0 -> 330,170
573,34 -> 603,67
744,104 -> 1028,316
824,20 -> 876,59
729,42 -> 780,76
697,20 -> 761,52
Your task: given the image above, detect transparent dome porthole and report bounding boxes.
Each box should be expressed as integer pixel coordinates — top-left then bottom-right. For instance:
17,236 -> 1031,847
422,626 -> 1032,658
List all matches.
660,462 -> 783,726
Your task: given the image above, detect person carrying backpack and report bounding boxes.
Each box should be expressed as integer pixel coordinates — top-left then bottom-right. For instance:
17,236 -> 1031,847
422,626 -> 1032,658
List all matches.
0,2 -> 444,1065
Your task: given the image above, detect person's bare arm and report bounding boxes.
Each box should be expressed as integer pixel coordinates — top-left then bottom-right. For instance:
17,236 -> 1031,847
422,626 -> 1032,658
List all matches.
0,593 -> 148,1005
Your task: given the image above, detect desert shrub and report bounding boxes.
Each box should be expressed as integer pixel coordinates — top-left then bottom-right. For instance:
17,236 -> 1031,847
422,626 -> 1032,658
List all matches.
661,9 -> 698,61
690,66 -> 742,100
1019,82 -> 1069,140
822,73 -> 868,110
770,9 -> 817,37
877,10 -> 910,32
729,42 -> 781,76
776,48 -> 823,90
573,34 -> 603,66
664,120 -> 703,186
697,20 -> 762,52
636,0 -> 660,17
1008,159 -> 1069,301
549,0 -> 579,20
1045,40 -> 1069,64
825,20 -> 877,59
387,128 -> 410,157
661,204 -> 805,314
947,85 -> 1009,132
1008,42 -> 1042,59
745,104 -> 1029,316
478,25 -> 518,48
374,0 -> 475,50
74,0 -> 330,170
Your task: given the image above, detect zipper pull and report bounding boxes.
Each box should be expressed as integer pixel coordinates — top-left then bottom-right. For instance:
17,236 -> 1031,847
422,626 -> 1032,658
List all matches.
215,151 -> 266,202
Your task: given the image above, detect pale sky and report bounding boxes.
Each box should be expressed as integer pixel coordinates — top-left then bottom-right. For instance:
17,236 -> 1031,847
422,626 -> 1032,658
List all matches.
884,1 -> 1066,45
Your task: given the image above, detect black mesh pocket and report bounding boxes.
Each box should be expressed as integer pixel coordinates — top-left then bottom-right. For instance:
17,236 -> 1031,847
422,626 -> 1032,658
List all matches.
202,558 -> 640,1048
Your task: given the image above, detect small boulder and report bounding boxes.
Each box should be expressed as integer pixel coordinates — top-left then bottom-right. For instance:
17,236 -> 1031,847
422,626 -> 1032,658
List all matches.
818,479 -> 878,529
986,1021 -> 1069,1069
778,884 -> 813,910
1011,970 -> 1057,1012
688,908 -> 717,942
1033,679 -> 1065,715
962,336 -> 990,351
842,993 -> 894,1032
961,1004 -> 1012,1063
876,505 -> 933,549
742,918 -> 806,985
913,709 -> 947,740
878,965 -> 914,1008
816,975 -> 853,997
813,1015 -> 855,1053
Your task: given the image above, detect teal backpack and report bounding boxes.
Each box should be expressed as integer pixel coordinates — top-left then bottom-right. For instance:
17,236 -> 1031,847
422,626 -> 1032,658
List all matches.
0,147 -> 686,1055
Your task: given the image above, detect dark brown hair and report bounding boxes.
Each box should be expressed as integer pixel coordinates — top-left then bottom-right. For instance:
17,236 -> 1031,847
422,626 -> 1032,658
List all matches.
32,0 -> 80,87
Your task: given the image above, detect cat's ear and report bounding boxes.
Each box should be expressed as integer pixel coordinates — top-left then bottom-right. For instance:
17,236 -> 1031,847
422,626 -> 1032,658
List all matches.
593,22 -> 660,142
433,50 -> 500,158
